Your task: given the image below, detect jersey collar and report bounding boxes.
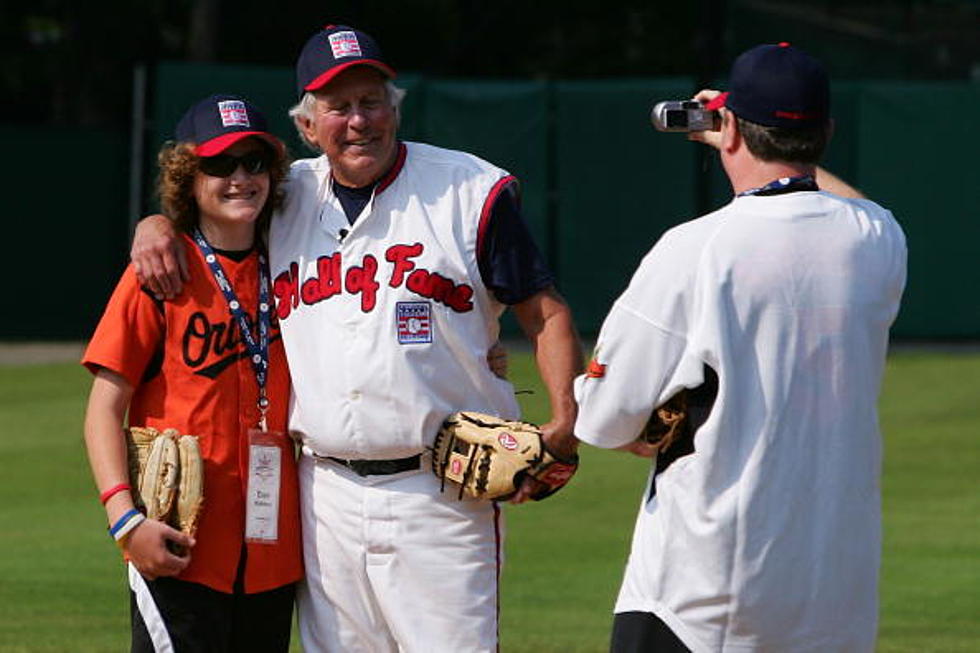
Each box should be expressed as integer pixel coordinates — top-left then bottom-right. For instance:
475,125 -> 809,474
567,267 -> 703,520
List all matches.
376,141 -> 407,195
325,141 -> 407,199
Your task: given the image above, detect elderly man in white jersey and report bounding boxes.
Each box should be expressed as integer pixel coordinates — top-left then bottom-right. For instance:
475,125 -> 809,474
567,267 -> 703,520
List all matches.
132,24 -> 581,653
574,43 -> 906,652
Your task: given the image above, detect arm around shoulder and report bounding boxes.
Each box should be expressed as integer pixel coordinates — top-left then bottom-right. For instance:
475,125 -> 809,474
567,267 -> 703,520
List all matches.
131,215 -> 188,299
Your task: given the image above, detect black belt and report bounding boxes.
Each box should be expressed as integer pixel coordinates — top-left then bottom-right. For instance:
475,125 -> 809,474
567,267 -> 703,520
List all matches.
318,454 -> 421,477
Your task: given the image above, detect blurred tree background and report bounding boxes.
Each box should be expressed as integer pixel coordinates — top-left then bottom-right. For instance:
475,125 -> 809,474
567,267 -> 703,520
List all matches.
3,0 -> 978,130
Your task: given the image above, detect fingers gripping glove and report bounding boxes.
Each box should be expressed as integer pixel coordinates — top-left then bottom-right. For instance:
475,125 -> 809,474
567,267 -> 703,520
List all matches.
431,411 -> 579,501
639,390 -> 690,453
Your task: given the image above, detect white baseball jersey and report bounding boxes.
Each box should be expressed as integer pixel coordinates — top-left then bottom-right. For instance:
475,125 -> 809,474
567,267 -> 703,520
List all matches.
269,141 -> 520,459
269,141 -> 522,652
575,191 -> 907,652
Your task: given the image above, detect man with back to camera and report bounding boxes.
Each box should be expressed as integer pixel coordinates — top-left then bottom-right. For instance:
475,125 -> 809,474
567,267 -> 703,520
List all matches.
132,24 -> 582,652
573,43 -> 907,652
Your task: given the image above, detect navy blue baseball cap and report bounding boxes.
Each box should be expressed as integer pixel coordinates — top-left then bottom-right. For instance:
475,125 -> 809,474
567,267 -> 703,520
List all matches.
295,24 -> 396,98
706,42 -> 830,129
175,94 -> 283,157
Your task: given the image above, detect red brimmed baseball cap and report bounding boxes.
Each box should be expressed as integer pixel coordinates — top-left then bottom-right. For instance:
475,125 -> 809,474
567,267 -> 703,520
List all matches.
705,42 -> 830,129
295,24 -> 396,98
175,94 -> 283,157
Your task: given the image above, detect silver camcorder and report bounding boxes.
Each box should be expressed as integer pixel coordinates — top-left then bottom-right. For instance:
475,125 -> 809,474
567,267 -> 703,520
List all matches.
650,100 -> 719,132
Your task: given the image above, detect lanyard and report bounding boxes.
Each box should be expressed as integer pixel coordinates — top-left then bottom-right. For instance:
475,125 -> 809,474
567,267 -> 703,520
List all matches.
192,228 -> 272,430
737,174 -> 818,197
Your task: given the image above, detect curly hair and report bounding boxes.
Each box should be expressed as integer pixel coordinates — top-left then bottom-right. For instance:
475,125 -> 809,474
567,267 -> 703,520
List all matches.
156,139 -> 290,237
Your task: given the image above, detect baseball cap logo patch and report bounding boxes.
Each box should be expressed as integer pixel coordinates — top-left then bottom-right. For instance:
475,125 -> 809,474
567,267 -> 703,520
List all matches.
328,31 -> 362,58
217,100 -> 250,128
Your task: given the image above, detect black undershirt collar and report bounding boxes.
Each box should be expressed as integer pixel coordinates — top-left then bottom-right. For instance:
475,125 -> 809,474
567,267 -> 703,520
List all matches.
330,145 -> 406,225
332,178 -> 378,225
211,245 -> 255,262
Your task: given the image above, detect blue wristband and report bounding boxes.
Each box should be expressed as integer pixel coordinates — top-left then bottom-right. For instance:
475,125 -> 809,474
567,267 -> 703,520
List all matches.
108,508 -> 142,538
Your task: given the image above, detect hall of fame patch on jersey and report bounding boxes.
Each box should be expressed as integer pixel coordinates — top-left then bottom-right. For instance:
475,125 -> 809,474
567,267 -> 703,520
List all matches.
396,301 -> 432,344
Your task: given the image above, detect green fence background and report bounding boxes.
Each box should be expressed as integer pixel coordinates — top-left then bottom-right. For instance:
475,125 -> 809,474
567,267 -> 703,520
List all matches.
5,62 -> 978,340
1,124 -> 130,339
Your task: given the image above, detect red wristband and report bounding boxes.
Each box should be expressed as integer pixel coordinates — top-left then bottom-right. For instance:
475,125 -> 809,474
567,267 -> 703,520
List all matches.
99,483 -> 132,505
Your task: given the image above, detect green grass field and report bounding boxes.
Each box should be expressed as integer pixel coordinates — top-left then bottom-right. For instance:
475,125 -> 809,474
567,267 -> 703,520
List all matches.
0,350 -> 977,652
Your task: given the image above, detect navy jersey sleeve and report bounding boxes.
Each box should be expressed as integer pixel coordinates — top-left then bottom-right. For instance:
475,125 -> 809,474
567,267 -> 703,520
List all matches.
477,178 -> 555,305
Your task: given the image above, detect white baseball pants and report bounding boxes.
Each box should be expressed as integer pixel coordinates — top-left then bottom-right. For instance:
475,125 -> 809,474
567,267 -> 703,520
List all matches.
296,452 -> 504,652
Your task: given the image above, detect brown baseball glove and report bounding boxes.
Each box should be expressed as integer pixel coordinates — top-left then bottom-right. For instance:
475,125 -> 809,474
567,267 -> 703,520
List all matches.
639,390 -> 690,453
137,429 -> 180,521
175,435 -> 204,539
126,427 -> 204,544
125,426 -> 159,512
431,411 -> 578,501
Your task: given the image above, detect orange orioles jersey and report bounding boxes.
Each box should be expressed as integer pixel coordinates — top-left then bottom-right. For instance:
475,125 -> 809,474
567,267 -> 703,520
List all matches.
83,233 -> 302,594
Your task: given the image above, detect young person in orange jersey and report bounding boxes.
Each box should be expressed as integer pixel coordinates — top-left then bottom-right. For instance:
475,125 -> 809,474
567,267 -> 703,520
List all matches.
82,95 -> 302,652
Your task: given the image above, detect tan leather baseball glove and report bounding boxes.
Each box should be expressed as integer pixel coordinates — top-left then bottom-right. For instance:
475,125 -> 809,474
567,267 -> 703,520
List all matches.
432,411 -> 578,501
126,427 -> 204,544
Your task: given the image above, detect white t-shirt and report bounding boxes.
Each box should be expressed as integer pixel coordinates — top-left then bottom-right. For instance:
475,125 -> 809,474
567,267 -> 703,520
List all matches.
575,190 -> 907,652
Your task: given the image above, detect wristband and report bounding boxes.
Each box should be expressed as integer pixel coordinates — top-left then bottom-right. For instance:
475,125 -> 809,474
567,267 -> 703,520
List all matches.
99,483 -> 132,505
109,508 -> 145,543
113,515 -> 145,549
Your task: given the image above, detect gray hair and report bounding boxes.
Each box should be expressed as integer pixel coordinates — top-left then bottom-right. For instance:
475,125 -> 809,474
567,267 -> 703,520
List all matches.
288,80 -> 406,152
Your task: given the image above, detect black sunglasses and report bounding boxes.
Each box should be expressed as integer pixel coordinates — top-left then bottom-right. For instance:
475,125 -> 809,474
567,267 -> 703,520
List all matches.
199,150 -> 271,178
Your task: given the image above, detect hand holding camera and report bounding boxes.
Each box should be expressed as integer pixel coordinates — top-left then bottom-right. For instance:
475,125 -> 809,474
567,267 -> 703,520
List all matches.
652,90 -> 725,150
650,100 -> 720,132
